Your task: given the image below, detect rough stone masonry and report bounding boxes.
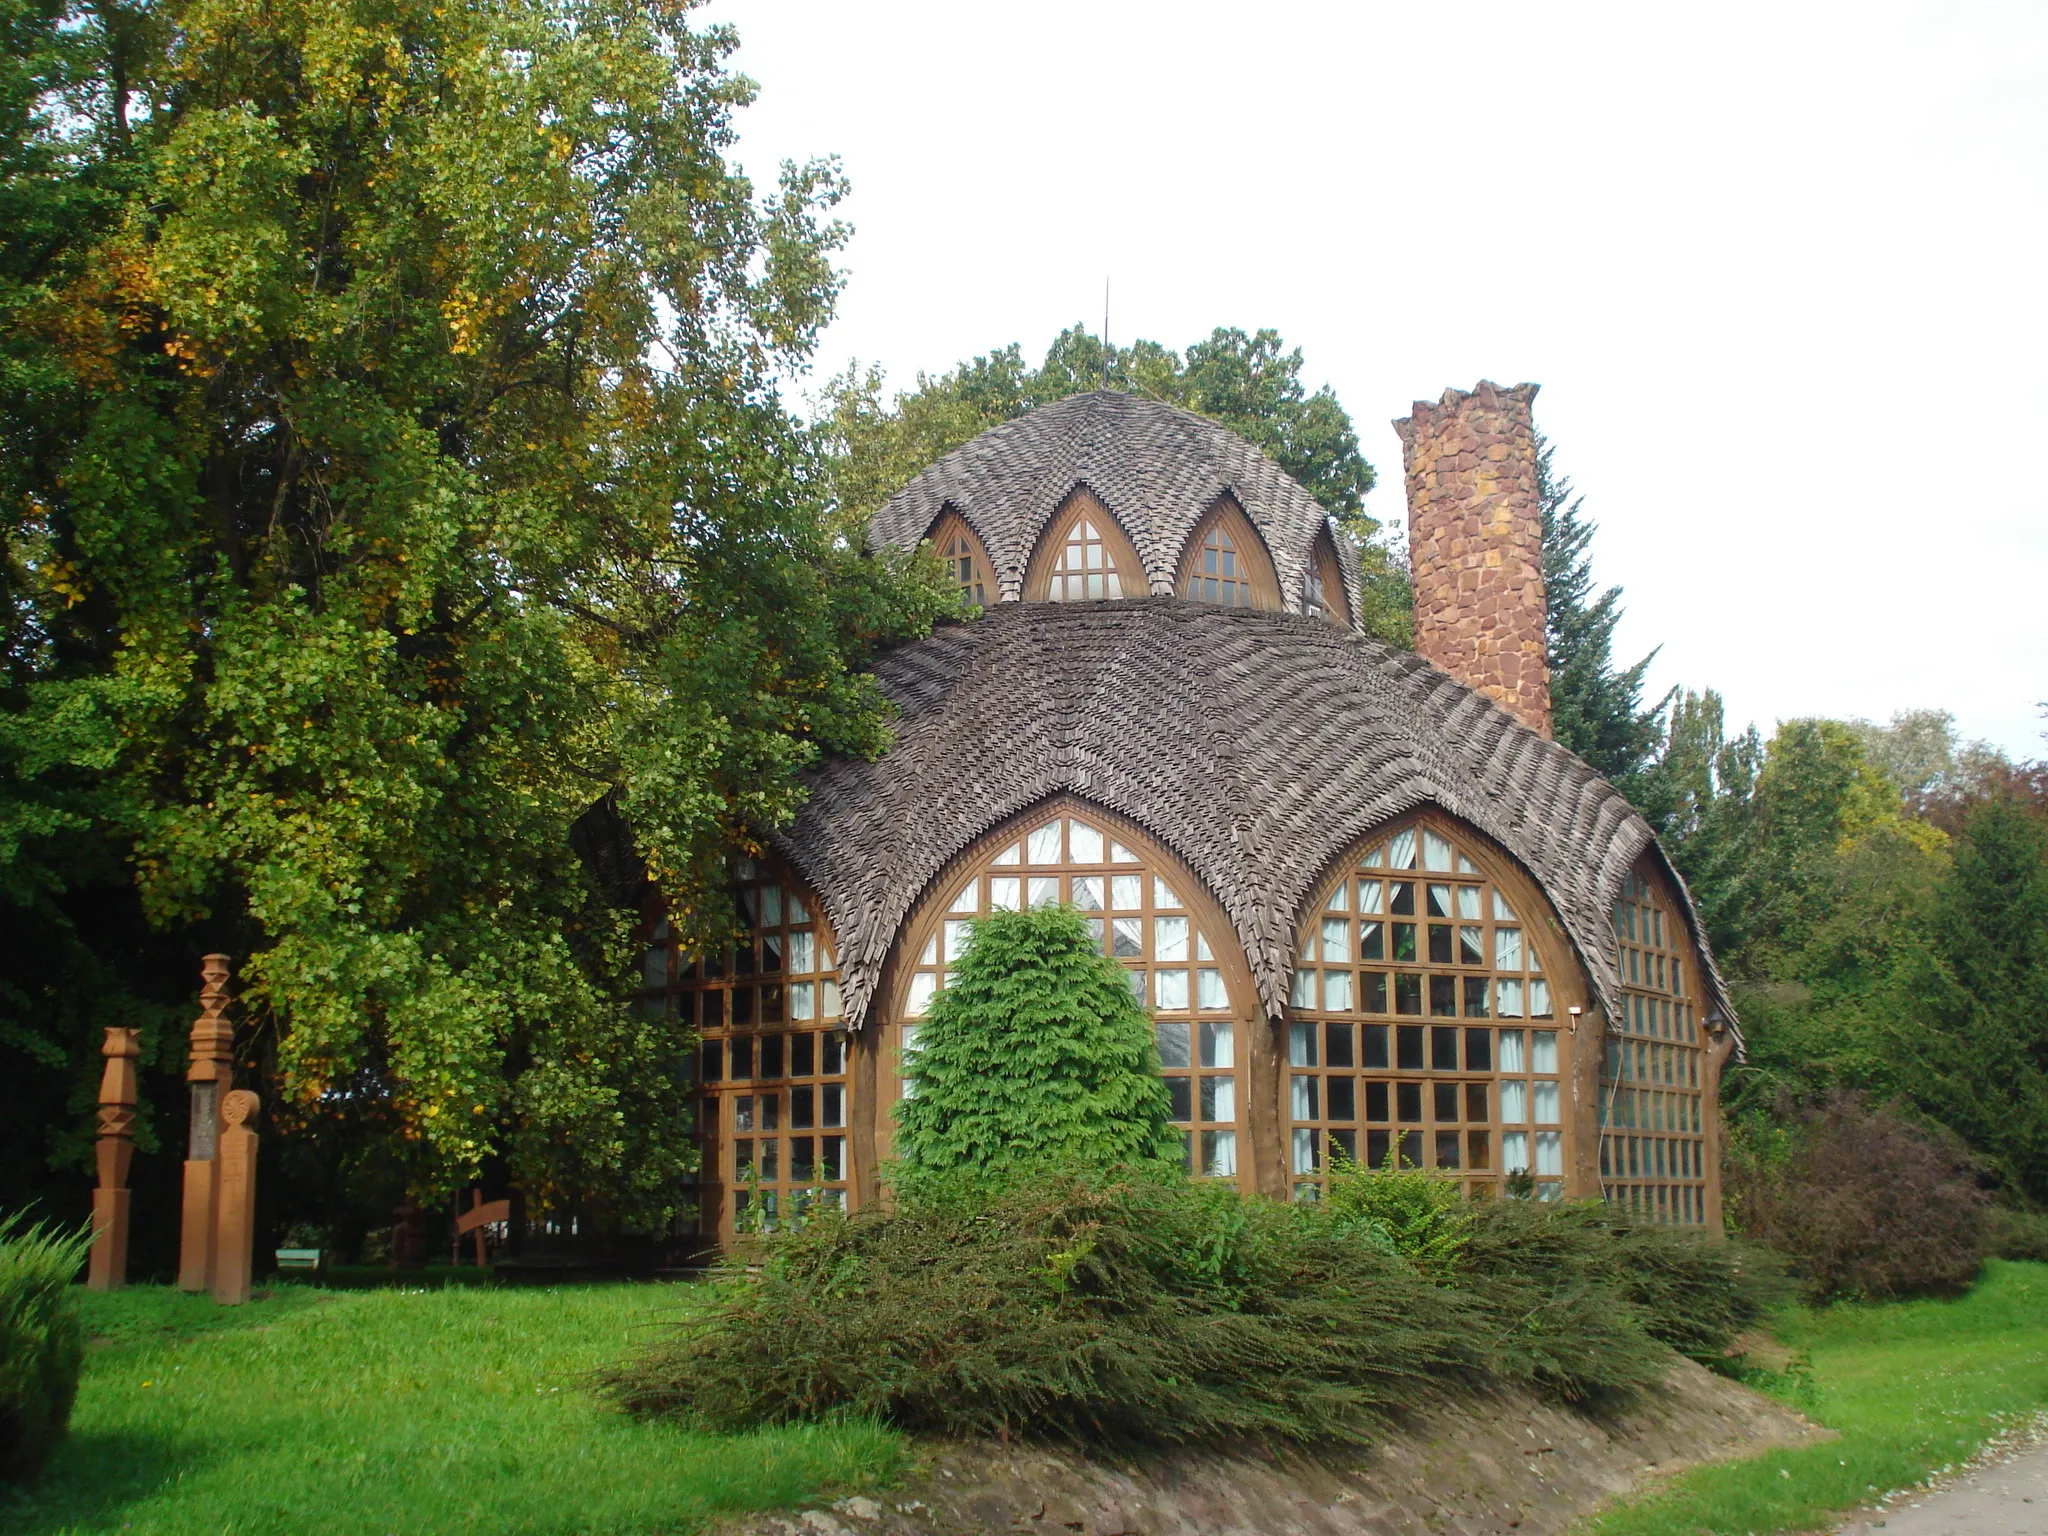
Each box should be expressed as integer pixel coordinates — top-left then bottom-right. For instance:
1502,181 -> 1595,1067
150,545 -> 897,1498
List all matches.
1394,381 -> 1553,739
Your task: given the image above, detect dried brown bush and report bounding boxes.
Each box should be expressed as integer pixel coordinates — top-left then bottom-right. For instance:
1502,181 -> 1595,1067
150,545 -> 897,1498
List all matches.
1725,1091 -> 1989,1301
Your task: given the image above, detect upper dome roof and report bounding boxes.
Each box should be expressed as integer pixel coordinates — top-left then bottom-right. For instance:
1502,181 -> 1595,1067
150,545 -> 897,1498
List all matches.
865,392 -> 1364,622
775,599 -> 1734,1041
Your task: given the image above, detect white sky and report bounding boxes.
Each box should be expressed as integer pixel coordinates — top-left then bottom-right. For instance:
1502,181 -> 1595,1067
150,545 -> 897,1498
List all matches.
700,0 -> 2048,759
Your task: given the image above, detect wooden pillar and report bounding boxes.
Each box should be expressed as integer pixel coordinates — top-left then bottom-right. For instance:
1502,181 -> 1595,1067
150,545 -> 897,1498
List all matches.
86,1027 -> 143,1291
179,955 -> 235,1292
210,1089 -> 261,1306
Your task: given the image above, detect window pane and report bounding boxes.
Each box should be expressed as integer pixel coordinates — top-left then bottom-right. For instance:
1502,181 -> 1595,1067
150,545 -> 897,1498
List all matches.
1197,968 -> 1228,1010
1366,1081 -> 1390,1122
1389,829 -> 1417,869
1502,1130 -> 1530,1173
1327,1077 -> 1356,1121
1496,978 -> 1525,1018
1200,1075 -> 1237,1123
1434,1082 -> 1460,1122
1429,975 -> 1457,1016
1396,1082 -> 1423,1122
1325,1022 -> 1355,1068
1289,1022 -> 1318,1067
1357,880 -> 1383,913
1155,916 -> 1190,961
1535,1130 -> 1563,1176
1463,976 -> 1490,1018
1427,884 -> 1452,919
1069,821 -> 1105,862
1289,969 -> 1315,1008
1361,1024 -> 1389,1070
1156,1019 -> 1191,1068
1071,876 -> 1103,912
1200,1019 -> 1234,1068
1432,1026 -> 1460,1071
1435,1131 -> 1461,1169
1153,878 -> 1182,909
1291,1076 -> 1319,1122
1362,972 -> 1389,1013
1529,977 -> 1553,1018
1110,874 -> 1142,910
1155,968 -> 1190,1010
1111,917 -> 1144,958
906,972 -> 937,1017
943,919 -> 972,961
1027,823 -> 1062,863
1423,831 -> 1453,871
1464,1028 -> 1492,1071
1293,1127 -> 1320,1174
1323,970 -> 1353,1012
1028,877 -> 1059,909
1459,926 -> 1485,965
1396,1024 -> 1425,1070
1202,1130 -> 1238,1177
1500,1080 -> 1527,1124
1532,1031 -> 1559,1074
1164,1076 -> 1192,1122
1534,1081 -> 1561,1126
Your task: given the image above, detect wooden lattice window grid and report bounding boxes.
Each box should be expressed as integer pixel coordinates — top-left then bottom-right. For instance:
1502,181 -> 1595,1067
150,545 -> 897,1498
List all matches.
895,810 -> 1250,1181
1045,516 -> 1125,600
1285,817 -> 1569,1201
1600,868 -> 1709,1225
643,859 -> 849,1241
931,512 -> 992,608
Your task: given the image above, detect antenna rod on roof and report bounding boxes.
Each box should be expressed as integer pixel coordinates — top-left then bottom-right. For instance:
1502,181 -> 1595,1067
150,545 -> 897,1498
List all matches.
1101,275 -> 1110,391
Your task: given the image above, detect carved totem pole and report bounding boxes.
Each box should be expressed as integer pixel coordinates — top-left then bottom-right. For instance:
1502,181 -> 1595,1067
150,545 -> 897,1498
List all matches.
86,1026 -> 142,1290
179,954 -> 238,1294
211,1089 -> 262,1305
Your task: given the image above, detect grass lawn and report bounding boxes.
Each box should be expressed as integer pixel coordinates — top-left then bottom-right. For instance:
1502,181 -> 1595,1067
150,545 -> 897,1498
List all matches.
1578,1258 -> 2048,1536
1,1281 -> 902,1536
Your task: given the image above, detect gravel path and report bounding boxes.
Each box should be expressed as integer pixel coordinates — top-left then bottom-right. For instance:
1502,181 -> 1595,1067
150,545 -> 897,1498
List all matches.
1833,1437 -> 2048,1535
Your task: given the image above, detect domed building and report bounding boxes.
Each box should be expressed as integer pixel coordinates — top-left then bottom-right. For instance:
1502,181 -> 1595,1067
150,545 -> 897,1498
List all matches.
629,382 -> 1737,1243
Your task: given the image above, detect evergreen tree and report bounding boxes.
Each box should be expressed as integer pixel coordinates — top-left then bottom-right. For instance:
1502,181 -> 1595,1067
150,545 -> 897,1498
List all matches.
1892,798 -> 2048,1201
1536,435 -> 1669,787
894,907 -> 1180,1192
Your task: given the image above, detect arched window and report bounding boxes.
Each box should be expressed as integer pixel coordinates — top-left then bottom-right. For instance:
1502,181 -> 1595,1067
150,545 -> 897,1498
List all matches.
643,858 -> 849,1242
1177,498 -> 1280,610
1023,490 -> 1143,602
1304,528 -> 1350,627
929,511 -> 993,609
1600,869 -> 1709,1225
892,806 -> 1250,1182
1285,816 -> 1568,1201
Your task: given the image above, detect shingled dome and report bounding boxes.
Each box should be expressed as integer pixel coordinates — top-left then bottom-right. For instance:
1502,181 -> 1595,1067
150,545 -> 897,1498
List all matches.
771,598 -> 1732,1042
866,391 -> 1365,620
625,382 -> 1740,1240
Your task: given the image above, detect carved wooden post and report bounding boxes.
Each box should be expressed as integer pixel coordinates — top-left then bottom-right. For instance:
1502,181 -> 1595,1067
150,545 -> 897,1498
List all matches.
86,1027 -> 143,1291
179,955 -> 235,1293
210,1089 -> 261,1306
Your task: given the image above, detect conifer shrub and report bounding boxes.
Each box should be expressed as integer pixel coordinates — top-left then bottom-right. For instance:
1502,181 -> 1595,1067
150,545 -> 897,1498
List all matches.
1988,1205 -> 2048,1263
892,906 -> 1180,1201
1725,1091 -> 1989,1300
599,1169 -> 1781,1444
0,1213 -> 90,1482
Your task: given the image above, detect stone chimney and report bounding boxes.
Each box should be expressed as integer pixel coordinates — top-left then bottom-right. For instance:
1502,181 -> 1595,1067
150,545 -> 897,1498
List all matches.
1393,381 -> 1552,737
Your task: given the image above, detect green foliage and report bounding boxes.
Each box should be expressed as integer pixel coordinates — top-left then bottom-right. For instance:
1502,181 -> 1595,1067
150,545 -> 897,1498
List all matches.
0,0 -> 953,1222
1536,434 -> 1670,789
1987,1205 -> 2048,1263
1582,1261 -> 2048,1536
818,325 -> 1416,646
600,1168 -> 1785,1445
0,1212 -> 88,1481
893,907 -> 1180,1195
6,1283 -> 902,1534
1322,1144 -> 1471,1277
1724,1093 -> 1989,1301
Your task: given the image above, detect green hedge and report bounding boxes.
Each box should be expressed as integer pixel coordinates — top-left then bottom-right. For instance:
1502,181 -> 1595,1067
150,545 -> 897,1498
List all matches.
0,1212 -> 90,1482
599,1167 -> 1784,1447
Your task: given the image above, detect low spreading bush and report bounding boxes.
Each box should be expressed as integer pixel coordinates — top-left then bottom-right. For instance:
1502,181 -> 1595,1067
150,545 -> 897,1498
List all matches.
0,1212 -> 90,1482
600,1167 -> 1780,1446
1725,1091 -> 1989,1301
1987,1204 -> 2048,1263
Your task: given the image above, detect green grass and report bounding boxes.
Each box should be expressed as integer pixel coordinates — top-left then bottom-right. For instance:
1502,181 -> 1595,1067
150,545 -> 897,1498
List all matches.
1578,1259 -> 2048,1536
1,1282 -> 903,1536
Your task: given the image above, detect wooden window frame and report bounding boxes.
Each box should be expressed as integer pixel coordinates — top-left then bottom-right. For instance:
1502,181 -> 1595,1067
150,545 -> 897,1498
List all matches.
1283,809 -> 1582,1202
1599,864 -> 1712,1226
1304,526 -> 1351,627
1021,488 -> 1146,602
643,857 -> 852,1245
876,796 -> 1269,1194
1174,495 -> 1282,611
928,509 -> 995,610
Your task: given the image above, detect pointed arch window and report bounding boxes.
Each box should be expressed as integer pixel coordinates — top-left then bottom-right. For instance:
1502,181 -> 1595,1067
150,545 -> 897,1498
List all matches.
894,808 -> 1249,1182
1599,868 -> 1709,1226
930,511 -> 993,609
1185,521 -> 1253,606
1047,516 -> 1124,601
1304,530 -> 1350,627
1284,816 -> 1569,1203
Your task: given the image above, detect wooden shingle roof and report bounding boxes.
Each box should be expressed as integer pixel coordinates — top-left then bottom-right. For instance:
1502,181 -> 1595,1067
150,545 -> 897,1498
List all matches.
865,391 -> 1365,622
774,598 -> 1737,1043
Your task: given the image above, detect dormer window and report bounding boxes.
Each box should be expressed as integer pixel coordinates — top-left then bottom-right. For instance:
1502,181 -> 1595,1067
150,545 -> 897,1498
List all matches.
1047,516 -> 1124,601
1305,528 -> 1350,627
1185,521 -> 1252,607
928,511 -> 994,610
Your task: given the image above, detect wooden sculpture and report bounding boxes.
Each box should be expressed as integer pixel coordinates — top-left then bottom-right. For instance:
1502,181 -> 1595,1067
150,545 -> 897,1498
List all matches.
86,1027 -> 142,1291
211,1089 -> 261,1306
178,954 -> 235,1293
456,1188 -> 511,1267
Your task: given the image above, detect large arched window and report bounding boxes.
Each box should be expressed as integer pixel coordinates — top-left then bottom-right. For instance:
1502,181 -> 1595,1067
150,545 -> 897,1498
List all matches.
890,805 -> 1251,1183
643,859 -> 850,1242
1177,498 -> 1280,610
929,510 -> 994,609
1023,490 -> 1143,602
1285,815 -> 1569,1201
1600,868 -> 1709,1225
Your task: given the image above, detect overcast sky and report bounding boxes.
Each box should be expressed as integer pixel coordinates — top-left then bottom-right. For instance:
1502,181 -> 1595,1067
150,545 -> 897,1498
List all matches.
699,0 -> 2047,759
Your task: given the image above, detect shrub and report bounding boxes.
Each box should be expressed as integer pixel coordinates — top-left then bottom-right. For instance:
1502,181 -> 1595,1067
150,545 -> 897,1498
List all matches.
0,1212 -> 90,1482
1323,1146 -> 1471,1277
893,907 -> 1180,1198
600,1167 -> 1785,1445
1725,1091 -> 1989,1301
1987,1205 -> 2048,1263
